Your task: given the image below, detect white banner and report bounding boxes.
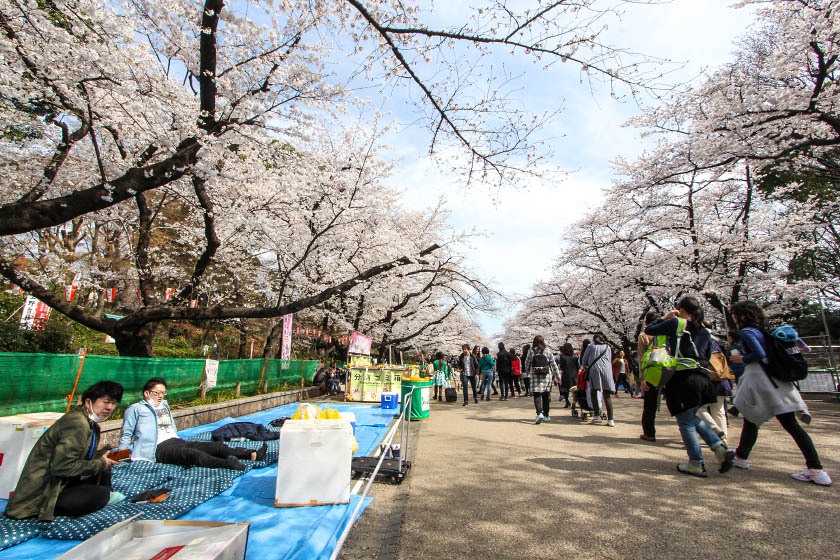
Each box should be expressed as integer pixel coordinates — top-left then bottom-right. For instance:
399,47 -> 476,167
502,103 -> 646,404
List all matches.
19,295 -> 50,331
204,359 -> 219,390
281,314 -> 293,360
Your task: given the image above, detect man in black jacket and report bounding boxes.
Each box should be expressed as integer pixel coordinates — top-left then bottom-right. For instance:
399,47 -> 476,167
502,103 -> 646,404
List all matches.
457,344 -> 480,406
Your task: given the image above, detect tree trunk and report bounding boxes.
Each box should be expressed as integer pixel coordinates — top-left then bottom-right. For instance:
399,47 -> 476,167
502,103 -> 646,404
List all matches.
237,319 -> 247,359
265,321 -> 283,359
113,323 -> 158,357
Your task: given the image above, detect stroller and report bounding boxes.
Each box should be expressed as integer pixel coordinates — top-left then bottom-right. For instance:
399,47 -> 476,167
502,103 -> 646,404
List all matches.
570,370 -> 607,421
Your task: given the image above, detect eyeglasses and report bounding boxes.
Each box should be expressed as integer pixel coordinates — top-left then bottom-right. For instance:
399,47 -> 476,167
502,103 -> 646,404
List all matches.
148,390 -> 167,397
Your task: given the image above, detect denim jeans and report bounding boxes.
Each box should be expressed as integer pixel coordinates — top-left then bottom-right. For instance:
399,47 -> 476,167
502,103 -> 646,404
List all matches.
481,370 -> 494,399
674,406 -> 723,464
461,374 -> 478,403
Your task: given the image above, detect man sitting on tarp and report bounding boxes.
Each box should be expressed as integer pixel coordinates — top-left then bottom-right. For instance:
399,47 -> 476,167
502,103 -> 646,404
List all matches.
118,377 -> 267,471
5,381 -> 124,521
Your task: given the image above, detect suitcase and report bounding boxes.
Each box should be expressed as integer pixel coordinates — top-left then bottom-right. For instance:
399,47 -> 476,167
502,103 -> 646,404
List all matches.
444,386 -> 458,402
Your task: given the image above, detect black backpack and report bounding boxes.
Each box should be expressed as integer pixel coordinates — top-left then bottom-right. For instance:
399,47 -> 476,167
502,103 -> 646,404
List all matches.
531,352 -> 550,372
759,330 -> 808,383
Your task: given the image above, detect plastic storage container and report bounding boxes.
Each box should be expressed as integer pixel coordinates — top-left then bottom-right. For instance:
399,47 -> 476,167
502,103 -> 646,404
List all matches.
275,419 -> 353,507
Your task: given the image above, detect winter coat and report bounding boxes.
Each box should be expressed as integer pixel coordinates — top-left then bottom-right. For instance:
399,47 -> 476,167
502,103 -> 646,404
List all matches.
733,327 -> 805,425
581,343 -> 614,393
211,422 -> 280,441
523,346 -> 560,393
458,353 -> 480,377
557,354 -> 579,390
5,407 -> 108,521
644,317 -> 716,415
496,349 -> 512,376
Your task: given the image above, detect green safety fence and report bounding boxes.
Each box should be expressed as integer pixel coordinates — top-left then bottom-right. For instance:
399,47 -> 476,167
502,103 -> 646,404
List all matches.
0,352 -> 319,416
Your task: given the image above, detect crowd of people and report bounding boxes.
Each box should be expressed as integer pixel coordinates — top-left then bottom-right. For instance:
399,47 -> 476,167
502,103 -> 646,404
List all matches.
4,301 -> 830,524
432,298 -> 831,487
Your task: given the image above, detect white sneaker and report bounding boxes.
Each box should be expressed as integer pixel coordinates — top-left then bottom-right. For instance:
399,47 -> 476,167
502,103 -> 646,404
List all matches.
544,416 -> 550,422
732,455 -> 750,469
588,417 -> 603,425
791,468 -> 832,486
607,420 -> 615,427
535,413 -> 545,425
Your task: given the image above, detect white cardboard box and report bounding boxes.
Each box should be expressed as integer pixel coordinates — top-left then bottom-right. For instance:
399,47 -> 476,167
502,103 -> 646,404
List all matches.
275,419 -> 352,507
56,517 -> 249,560
0,412 -> 63,499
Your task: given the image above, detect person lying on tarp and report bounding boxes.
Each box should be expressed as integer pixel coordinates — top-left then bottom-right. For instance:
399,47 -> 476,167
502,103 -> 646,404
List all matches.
118,377 -> 267,471
5,381 -> 125,521
211,422 -> 280,442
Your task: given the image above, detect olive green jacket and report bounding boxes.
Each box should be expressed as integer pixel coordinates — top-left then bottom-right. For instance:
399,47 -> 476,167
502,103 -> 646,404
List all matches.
5,406 -> 108,521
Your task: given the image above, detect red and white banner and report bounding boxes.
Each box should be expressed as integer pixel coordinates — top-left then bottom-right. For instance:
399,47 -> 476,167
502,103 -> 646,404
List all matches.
104,288 -> 117,303
19,295 -> 51,331
189,299 -> 198,308
348,331 -> 372,356
164,288 -> 175,302
65,273 -> 81,302
281,314 -> 293,360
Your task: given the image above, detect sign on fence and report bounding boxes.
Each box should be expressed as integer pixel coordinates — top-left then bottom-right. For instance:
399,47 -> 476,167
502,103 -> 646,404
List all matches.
204,359 -> 219,390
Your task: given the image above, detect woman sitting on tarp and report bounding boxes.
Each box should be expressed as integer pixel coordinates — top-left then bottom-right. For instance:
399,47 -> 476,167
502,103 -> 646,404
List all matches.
118,377 -> 267,471
4,381 -> 124,521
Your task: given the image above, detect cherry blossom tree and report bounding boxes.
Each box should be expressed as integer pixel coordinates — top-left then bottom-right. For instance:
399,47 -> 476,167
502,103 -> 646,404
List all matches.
1,0 -> 668,354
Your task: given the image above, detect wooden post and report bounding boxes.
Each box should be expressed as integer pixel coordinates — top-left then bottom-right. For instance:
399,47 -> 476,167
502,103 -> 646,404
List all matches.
65,348 -> 88,413
234,381 -> 241,397
257,357 -> 268,394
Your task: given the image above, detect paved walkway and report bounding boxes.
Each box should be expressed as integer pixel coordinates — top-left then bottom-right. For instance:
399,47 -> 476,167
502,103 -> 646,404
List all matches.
343,392 -> 840,559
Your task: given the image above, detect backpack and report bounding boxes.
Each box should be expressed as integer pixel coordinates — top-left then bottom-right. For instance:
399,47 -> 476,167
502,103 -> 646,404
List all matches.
707,339 -> 734,382
759,328 -> 808,383
531,352 -> 550,373
641,318 -> 697,387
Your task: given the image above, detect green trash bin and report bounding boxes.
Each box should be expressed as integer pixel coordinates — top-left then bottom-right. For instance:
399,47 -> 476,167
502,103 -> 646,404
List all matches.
400,378 -> 431,420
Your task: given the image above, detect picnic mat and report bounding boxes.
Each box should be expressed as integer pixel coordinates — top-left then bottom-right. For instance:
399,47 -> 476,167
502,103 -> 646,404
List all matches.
0,440 -> 274,548
0,402 -> 391,558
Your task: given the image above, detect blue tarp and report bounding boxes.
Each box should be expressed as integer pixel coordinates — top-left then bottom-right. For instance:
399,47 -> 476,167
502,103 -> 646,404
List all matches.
0,402 -> 394,559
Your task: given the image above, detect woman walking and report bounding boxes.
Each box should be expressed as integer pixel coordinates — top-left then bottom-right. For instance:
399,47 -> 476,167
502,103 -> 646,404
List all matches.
496,343 -> 514,400
511,348 -> 523,396
557,343 -> 579,408
431,351 -> 450,402
479,347 -> 496,401
523,335 -> 561,424
644,297 -> 734,477
521,344 -> 532,396
729,301 -> 831,486
581,334 -> 615,425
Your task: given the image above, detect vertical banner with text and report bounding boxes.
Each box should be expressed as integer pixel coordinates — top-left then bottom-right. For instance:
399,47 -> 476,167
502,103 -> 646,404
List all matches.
281,314 -> 293,360
19,295 -> 51,331
204,359 -> 219,390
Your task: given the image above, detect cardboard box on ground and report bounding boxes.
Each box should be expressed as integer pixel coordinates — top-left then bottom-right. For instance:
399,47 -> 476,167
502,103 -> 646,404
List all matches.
55,517 -> 249,560
0,412 -> 63,499
275,419 -> 353,507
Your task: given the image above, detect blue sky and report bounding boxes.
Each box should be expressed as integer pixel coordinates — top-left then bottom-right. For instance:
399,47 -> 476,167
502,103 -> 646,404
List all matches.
363,1 -> 758,337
